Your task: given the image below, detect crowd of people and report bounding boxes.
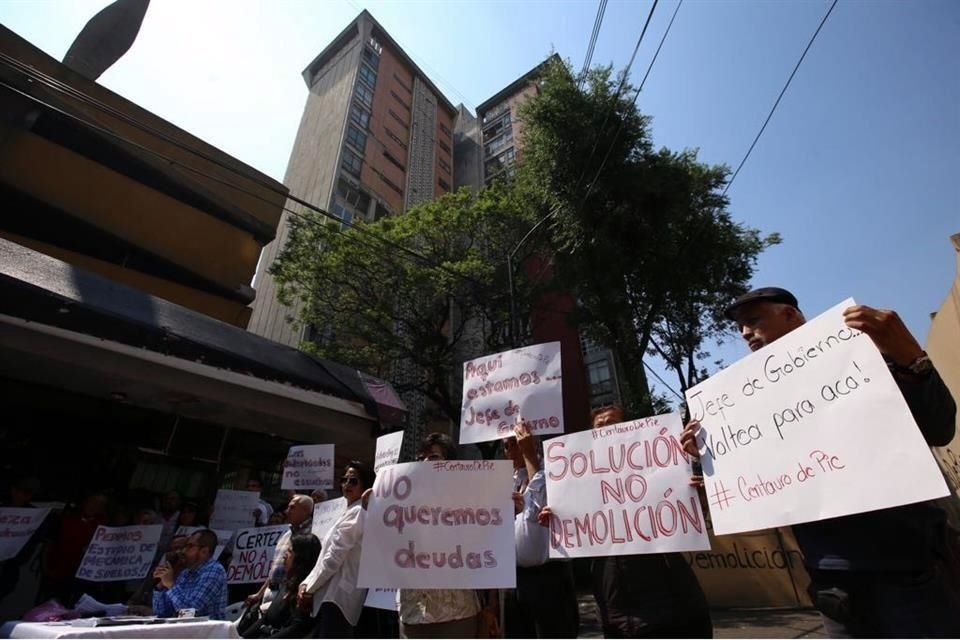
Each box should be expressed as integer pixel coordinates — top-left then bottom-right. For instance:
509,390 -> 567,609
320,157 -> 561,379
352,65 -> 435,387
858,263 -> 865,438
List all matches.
1,289 -> 958,639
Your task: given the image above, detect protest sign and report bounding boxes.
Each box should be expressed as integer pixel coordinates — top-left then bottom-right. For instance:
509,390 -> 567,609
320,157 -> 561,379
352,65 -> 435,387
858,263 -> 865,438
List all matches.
544,412 -> 710,558
459,342 -> 563,444
358,460 -> 515,589
76,525 -> 162,582
311,497 -> 348,542
175,527 -> 233,561
282,444 -> 335,490
226,525 -> 288,584
685,297 -> 949,535
0,508 -> 49,561
364,587 -> 399,611
210,490 -> 259,531
375,431 -> 404,472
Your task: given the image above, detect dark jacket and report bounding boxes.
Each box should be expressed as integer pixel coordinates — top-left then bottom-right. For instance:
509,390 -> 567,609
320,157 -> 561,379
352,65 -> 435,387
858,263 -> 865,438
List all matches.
240,591 -> 314,639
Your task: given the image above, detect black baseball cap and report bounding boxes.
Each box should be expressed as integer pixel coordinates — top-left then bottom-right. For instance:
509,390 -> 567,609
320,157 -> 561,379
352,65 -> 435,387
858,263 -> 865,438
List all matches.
724,287 -> 799,321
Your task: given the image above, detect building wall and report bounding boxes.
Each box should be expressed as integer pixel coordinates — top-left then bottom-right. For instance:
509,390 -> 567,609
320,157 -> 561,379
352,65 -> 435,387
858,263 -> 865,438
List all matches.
453,105 -> 482,191
248,30 -> 362,346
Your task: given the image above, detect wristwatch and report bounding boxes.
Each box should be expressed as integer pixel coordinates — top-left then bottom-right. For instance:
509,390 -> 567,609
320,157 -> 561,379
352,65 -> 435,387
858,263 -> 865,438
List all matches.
893,352 -> 934,377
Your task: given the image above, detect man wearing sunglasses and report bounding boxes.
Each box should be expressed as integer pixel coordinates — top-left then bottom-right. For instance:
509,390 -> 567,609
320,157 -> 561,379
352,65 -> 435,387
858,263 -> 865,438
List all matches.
153,529 -> 227,619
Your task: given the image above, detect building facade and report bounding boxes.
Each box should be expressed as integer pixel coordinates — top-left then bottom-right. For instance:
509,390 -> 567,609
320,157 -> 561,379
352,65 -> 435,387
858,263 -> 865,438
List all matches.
248,11 -> 457,347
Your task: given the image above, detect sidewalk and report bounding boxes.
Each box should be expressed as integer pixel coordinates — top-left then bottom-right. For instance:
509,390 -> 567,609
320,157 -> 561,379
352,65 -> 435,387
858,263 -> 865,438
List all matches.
576,591 -> 826,638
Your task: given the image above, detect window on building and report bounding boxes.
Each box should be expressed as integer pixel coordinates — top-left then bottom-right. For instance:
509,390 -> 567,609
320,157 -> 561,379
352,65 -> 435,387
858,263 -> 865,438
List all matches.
374,202 -> 391,220
341,148 -> 363,177
358,63 -> 377,88
439,123 -> 452,139
587,360 -> 613,396
336,178 -> 371,213
383,150 -> 406,172
483,112 -> 511,139
331,201 -> 354,227
481,100 -> 509,125
438,157 -> 452,175
393,73 -> 413,94
391,90 -> 410,112
345,125 -> 367,153
484,131 -> 513,158
438,177 -> 451,191
385,127 -> 408,150
355,83 -> 374,108
438,139 -> 451,155
350,103 -> 371,130
363,45 -> 380,67
389,109 -> 409,130
484,148 -> 515,178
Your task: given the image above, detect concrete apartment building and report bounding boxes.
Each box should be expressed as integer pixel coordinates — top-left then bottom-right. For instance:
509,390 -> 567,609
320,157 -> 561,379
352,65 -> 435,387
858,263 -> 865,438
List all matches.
249,10 -> 457,347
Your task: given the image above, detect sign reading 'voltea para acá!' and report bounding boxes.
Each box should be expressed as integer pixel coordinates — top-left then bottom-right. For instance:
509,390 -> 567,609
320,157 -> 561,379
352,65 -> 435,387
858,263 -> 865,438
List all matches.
459,342 -> 563,445
76,525 -> 162,582
282,444 -> 335,490
685,297 -> 948,536
544,412 -> 710,559
357,460 -> 516,589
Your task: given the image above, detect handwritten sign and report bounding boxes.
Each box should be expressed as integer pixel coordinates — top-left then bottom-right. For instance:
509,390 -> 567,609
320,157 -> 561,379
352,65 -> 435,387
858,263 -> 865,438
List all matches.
76,525 -> 162,582
226,525 -> 288,584
282,444 -> 335,490
311,497 -> 348,542
364,587 -> 399,611
459,342 -> 563,444
544,412 -> 710,558
210,490 -> 259,531
175,527 -> 233,561
358,460 -> 516,589
375,432 -> 405,472
0,508 -> 49,561
685,297 -> 949,535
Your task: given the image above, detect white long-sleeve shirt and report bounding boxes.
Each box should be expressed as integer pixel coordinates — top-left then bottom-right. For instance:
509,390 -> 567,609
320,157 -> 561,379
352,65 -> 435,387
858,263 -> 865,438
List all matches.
300,501 -> 367,625
514,468 -> 551,568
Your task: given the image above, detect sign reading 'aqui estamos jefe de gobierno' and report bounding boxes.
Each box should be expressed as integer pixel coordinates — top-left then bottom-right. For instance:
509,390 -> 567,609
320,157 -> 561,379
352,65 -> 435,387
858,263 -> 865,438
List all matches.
684,297 -> 948,536
544,412 -> 710,559
459,342 -> 563,445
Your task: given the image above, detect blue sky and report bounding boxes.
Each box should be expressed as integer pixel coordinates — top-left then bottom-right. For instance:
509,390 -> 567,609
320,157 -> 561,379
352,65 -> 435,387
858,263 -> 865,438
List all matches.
2,0 -> 957,398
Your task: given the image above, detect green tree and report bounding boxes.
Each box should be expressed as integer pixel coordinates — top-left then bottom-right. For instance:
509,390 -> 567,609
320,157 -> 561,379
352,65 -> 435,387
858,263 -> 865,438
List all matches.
269,185 -> 540,423
518,60 -> 780,414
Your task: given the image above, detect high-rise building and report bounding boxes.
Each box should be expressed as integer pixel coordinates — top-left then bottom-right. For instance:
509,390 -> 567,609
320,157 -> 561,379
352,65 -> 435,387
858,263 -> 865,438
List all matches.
249,10 -> 458,347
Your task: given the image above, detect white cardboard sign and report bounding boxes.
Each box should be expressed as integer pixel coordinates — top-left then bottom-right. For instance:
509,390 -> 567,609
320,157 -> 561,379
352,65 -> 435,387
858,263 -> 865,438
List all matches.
544,412 -> 710,558
210,490 -> 259,531
459,342 -> 564,444
76,525 -> 162,582
358,460 -> 516,589
226,525 -> 288,584
685,297 -> 949,535
282,444 -> 335,490
0,508 -> 49,561
311,497 -> 348,542
364,587 -> 399,611
375,431 -> 405,473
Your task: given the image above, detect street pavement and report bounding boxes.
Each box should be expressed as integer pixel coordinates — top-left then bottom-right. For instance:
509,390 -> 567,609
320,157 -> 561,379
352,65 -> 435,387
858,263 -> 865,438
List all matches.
576,590 -> 826,638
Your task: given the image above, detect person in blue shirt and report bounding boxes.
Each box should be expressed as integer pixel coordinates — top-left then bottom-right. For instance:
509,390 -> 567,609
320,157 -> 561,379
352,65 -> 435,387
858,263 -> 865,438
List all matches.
153,529 -> 227,619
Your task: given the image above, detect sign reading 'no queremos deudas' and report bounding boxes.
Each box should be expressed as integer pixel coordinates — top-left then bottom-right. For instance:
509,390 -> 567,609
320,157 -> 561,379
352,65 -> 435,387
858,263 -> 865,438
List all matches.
685,297 -> 948,536
544,412 -> 710,559
76,525 -> 162,582
459,342 -> 563,445
282,444 -> 335,490
357,460 -> 516,589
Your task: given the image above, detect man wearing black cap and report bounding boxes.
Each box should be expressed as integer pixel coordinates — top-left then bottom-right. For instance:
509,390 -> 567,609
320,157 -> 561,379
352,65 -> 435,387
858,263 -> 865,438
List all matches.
683,288 -> 959,637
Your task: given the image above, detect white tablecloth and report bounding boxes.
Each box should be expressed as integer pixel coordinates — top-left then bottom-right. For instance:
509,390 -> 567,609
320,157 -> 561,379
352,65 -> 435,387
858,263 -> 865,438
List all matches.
0,620 -> 239,639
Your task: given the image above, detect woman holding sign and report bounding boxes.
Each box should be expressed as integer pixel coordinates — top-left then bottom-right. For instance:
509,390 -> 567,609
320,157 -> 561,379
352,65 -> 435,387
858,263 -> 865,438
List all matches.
298,461 -> 374,638
396,433 -> 500,639
241,534 -> 321,638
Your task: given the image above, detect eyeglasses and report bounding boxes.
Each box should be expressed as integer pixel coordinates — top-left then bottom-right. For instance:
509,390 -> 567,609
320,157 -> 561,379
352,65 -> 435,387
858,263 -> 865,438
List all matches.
340,477 -> 360,486
418,453 -> 443,461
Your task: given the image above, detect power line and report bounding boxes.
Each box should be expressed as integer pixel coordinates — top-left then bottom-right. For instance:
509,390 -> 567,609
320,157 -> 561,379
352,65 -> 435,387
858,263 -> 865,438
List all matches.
723,0 -> 839,195
572,0 -> 659,195
643,360 -> 684,402
579,0 -> 608,90
579,0 -> 681,205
